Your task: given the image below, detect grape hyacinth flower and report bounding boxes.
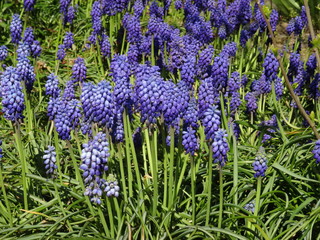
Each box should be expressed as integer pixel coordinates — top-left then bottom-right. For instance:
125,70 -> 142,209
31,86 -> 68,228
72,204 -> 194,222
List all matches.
182,127 -> 199,155
71,57 -> 86,83
100,33 -> 111,58
23,27 -> 35,45
253,147 -> 267,177
30,40 -> 42,58
263,51 -> 279,81
45,74 -> 60,98
203,105 -> 221,141
212,129 -> 229,167
312,140 -> 320,164
63,32 -> 74,49
66,5 -> 76,24
57,44 -> 66,61
24,0 -> 36,11
0,140 -> 3,159
54,99 -> 72,140
244,202 -> 255,213
43,146 -> 57,177
270,9 -> 279,32
0,67 -> 25,121
10,14 -> 22,44
0,46 -> 8,61
80,132 -> 111,204
16,56 -> 36,92
245,92 -> 258,113
105,178 -> 120,197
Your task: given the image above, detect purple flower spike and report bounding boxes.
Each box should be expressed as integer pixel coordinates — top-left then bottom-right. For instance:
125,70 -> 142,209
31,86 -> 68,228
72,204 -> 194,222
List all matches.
43,146 -> 57,177
203,105 -> 221,141
10,14 -> 23,44
182,127 -> 199,155
0,46 -> 8,61
252,147 -> 267,177
24,0 -> 36,11
72,57 -> 86,83
63,32 -> 74,49
212,129 -> 229,167
0,67 -> 25,121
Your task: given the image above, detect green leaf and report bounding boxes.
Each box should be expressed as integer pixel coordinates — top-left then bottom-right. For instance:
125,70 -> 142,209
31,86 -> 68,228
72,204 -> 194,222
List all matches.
272,163 -> 319,183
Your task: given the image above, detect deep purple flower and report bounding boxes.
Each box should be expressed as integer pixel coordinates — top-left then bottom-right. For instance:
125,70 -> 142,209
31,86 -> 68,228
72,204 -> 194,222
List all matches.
254,3 -> 266,32
230,92 -> 241,113
184,97 -> 198,129
45,73 -> 60,98
0,140 -> 3,159
0,46 -> 8,61
66,5 -> 76,24
312,140 -> 320,164
16,56 -> 36,92
30,40 -> 41,58
275,76 -> 284,100
123,13 -> 142,44
300,6 -> 308,26
72,58 -> 86,83
310,73 -> 320,99
105,179 -> 120,197
240,29 -> 250,47
100,33 -> 111,58
211,54 -> 229,91
133,0 -> 144,17
212,128 -> 229,167
43,145 -> 57,177
63,32 -> 74,49
91,1 -> 102,35
253,147 -> 267,177
181,54 -> 197,90
270,9 -> 279,32
68,99 -> 82,129
245,92 -> 258,112
197,45 -> 214,77
227,71 -> 241,95
306,54 -> 317,80
23,27 -> 35,45
63,80 -> 75,100
127,44 -> 139,66
102,0 -> 130,16
0,67 -> 25,121
175,0 -> 183,9
60,0 -> 71,14
10,14 -> 22,44
57,44 -> 66,61
182,127 -> 199,155
24,0 -> 36,11
112,110 -> 124,142
286,19 -> 295,35
202,105 -> 221,140
263,51 -> 279,80
198,77 -> 219,118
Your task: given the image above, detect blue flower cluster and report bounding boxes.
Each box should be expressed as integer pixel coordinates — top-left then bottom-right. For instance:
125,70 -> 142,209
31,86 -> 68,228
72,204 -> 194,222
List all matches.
252,147 -> 267,177
43,146 -> 57,177
80,132 -> 119,204
312,140 -> 320,164
0,67 -> 25,121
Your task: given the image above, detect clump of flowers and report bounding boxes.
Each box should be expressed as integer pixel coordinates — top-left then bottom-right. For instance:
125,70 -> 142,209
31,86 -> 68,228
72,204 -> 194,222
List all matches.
212,129 -> 229,167
244,201 -> 255,213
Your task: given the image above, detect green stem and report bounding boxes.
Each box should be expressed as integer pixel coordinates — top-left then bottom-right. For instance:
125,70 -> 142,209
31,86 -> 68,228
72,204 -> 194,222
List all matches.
254,177 -> 262,218
122,112 -> 133,198
168,126 -> 175,210
205,147 -> 213,226
191,155 -> 196,225
117,143 -> 128,202
14,123 -> 28,210
218,167 -> 223,237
